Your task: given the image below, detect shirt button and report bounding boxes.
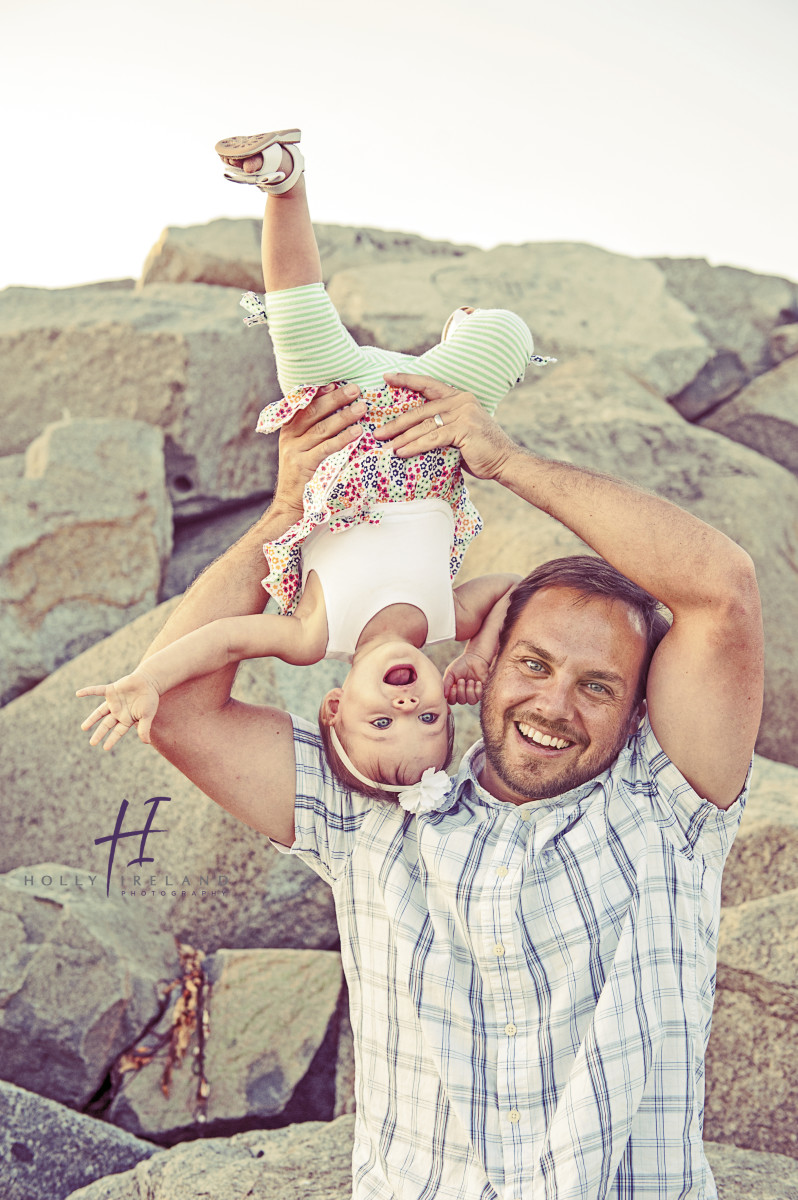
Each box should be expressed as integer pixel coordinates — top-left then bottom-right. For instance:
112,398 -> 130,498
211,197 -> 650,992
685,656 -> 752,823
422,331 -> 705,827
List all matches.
508,1109 -> 521,1124
505,1023 -> 517,1036
494,943 -> 505,957
497,866 -> 509,878
519,810 -> 530,821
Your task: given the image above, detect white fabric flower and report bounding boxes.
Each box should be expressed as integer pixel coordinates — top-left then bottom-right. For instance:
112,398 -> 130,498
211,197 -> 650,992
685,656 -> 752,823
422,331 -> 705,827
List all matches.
398,769 -> 452,815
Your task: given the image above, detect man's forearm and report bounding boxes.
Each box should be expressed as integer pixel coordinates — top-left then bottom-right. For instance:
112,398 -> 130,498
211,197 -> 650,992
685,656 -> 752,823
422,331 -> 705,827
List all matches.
496,445 -> 756,613
141,499 -> 299,663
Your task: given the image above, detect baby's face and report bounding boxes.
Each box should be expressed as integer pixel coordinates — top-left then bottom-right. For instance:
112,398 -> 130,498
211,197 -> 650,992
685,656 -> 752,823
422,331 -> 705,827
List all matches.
337,643 -> 450,787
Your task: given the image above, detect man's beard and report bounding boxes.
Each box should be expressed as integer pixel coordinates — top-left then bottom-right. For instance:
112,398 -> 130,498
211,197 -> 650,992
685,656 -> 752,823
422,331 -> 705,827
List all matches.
479,676 -> 635,802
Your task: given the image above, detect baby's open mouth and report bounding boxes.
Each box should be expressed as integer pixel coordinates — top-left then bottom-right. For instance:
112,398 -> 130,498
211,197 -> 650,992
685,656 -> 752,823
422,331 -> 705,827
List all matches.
384,665 -> 417,687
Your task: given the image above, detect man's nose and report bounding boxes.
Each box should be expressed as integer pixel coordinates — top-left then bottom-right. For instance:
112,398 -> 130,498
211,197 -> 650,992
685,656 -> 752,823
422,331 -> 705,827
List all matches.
532,677 -> 575,719
392,694 -> 419,710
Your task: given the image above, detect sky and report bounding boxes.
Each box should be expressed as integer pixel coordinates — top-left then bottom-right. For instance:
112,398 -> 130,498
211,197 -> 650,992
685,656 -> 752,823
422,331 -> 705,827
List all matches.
1,0 -> 797,291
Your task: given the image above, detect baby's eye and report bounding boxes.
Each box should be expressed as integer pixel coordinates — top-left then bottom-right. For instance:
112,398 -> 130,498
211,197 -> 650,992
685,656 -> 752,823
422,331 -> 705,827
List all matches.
419,712 -> 439,724
371,717 -> 392,729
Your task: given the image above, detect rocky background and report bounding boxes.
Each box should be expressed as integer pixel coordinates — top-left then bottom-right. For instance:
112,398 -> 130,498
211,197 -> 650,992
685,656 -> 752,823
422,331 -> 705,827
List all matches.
1,218 -> 797,1199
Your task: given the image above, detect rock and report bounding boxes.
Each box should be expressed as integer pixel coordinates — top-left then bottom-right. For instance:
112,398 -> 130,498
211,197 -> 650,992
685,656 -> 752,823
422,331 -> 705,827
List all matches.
699,355 -> 798,479
704,889 -> 798,1160
669,350 -> 749,421
0,418 -> 171,705
0,1079 -> 158,1200
463,354 -> 798,768
59,1117 -> 798,1200
107,948 -> 343,1140
722,756 -> 798,906
332,985 -> 356,1119
0,864 -> 179,1108
64,1114 -> 356,1200
769,321 -> 798,364
705,1139 -> 798,1198
651,257 -> 798,415
140,219 -> 264,292
139,218 -> 476,291
327,243 -> 713,396
0,602 -> 341,955
0,281 -> 280,517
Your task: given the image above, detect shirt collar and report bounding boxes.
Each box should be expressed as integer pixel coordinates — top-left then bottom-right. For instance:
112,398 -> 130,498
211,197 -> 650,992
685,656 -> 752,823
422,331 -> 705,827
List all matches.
442,738 -> 615,815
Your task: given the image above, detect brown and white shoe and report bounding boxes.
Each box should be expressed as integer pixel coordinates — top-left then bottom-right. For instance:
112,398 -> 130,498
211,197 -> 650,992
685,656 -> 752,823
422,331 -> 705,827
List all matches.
214,128 -> 304,194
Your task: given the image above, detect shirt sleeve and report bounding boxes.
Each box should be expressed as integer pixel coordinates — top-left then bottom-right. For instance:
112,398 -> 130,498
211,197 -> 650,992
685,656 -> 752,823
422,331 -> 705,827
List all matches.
633,716 -> 751,864
268,713 -> 375,884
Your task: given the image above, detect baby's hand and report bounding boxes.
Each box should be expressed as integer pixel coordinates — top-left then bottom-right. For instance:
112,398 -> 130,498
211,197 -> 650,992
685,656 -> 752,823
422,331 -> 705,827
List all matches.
443,652 -> 491,706
76,671 -> 161,751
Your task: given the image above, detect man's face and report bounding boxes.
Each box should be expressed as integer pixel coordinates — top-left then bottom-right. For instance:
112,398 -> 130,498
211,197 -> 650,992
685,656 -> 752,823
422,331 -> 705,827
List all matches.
479,587 -> 647,804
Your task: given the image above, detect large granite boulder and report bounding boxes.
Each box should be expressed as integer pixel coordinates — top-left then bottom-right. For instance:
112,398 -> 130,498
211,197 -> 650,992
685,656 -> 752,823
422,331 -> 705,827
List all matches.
0,1080 -> 157,1200
461,355 -> 798,769
139,218 -> 475,291
705,1140 -> 798,1198
0,417 -> 171,705
61,1116 -> 798,1200
0,281 -> 279,517
0,864 -> 179,1108
704,889 -> 798,1159
0,602 -> 342,955
65,1115 -> 356,1200
651,257 -> 798,417
721,756 -> 798,907
107,948 -> 343,1140
699,354 -> 798,479
327,243 -> 713,396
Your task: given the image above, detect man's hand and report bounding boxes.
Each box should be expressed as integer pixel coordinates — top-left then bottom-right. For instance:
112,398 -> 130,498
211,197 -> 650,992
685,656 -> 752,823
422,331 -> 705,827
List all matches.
374,373 -> 517,481
443,651 -> 492,706
273,383 -> 366,520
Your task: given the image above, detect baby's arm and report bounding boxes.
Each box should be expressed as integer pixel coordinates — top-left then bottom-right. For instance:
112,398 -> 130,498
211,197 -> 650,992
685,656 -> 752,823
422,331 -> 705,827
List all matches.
445,574 -> 520,705
77,589 -> 328,751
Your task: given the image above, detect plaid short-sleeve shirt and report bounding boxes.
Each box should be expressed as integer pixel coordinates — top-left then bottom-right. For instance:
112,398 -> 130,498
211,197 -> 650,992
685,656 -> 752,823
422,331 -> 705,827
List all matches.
277,715 -> 749,1200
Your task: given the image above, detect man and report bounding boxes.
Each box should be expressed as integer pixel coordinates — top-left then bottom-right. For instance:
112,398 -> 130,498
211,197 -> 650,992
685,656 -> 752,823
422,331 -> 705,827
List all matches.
143,376 -> 763,1199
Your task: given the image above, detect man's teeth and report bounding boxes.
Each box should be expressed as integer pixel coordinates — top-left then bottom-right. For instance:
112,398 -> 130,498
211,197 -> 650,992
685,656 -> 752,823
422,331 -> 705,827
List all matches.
517,722 -> 571,750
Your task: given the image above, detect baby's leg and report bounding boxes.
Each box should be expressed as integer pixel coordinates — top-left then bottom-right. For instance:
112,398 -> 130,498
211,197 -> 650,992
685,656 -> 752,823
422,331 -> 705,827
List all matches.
260,153 -> 323,293
221,139 -> 384,393
220,146 -> 322,291
413,308 -> 535,416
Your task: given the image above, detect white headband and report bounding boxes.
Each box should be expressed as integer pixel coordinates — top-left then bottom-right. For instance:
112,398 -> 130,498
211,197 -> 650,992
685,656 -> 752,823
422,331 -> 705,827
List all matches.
329,728 -> 451,815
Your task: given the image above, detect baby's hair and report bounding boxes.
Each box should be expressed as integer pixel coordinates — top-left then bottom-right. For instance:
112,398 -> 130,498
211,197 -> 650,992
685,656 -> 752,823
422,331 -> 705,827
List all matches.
318,708 -> 456,801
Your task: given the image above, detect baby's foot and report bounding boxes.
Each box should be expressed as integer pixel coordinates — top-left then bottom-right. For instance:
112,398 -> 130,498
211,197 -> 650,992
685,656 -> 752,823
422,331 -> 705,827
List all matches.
216,130 -> 304,195
219,147 -> 293,178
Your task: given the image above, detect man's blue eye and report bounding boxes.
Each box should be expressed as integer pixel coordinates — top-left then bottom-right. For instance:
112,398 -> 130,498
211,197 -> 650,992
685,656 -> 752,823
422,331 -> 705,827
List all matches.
419,713 -> 439,724
371,717 -> 392,729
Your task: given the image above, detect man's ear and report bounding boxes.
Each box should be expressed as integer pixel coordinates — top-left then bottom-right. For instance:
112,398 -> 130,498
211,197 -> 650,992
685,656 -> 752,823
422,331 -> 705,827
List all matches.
630,698 -> 647,735
320,688 -> 343,727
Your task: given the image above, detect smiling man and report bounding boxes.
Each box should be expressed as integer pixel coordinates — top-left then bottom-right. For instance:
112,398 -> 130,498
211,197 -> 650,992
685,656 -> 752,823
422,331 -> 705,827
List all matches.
479,561 -> 667,804
144,377 -> 764,1200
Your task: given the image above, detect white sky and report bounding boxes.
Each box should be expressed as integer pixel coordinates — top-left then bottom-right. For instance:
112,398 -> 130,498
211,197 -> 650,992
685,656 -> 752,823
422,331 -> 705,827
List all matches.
2,0 -> 797,290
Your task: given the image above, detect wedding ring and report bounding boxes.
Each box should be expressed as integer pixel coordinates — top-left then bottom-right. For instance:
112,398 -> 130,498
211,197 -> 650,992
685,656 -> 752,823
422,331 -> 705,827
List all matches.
433,413 -> 444,428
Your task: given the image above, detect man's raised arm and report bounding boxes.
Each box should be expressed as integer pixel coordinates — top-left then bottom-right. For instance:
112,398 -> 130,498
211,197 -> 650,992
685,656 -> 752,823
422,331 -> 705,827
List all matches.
137,385 -> 365,842
377,373 -> 764,809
